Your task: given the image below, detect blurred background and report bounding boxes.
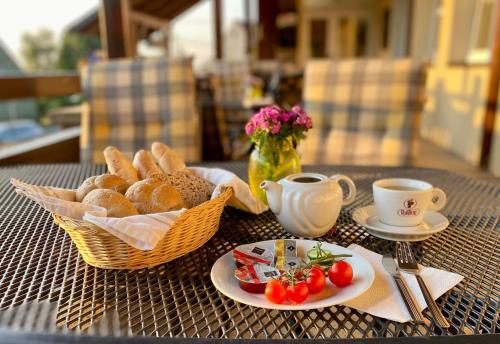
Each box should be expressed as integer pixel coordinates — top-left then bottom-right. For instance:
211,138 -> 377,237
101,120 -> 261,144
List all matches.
0,0 -> 499,181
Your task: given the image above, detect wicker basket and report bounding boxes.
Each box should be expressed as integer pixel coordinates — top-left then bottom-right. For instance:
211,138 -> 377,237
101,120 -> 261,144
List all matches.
53,187 -> 233,270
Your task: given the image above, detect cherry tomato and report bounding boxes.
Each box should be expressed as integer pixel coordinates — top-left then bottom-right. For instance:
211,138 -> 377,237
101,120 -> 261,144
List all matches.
305,267 -> 326,294
310,264 -> 324,271
286,281 -> 309,304
328,260 -> 353,287
265,280 -> 287,304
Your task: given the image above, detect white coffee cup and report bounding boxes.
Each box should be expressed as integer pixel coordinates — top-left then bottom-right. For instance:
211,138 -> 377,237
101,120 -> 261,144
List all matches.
373,178 -> 446,227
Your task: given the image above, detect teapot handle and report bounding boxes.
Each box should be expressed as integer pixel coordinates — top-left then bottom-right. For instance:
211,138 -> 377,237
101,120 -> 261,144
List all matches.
329,175 -> 357,206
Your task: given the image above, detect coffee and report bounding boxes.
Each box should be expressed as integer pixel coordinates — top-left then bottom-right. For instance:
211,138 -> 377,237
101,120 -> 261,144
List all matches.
383,185 -> 421,191
293,177 -> 321,183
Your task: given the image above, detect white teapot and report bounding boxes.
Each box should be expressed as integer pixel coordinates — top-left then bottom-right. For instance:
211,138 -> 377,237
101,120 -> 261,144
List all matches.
260,173 -> 356,238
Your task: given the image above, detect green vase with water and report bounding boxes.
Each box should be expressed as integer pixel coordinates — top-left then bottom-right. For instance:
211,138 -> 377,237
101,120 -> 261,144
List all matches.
248,137 -> 301,204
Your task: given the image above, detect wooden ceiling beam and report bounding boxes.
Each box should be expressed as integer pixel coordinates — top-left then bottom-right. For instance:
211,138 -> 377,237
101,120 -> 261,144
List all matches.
135,0 -> 198,20
136,0 -> 179,18
161,0 -> 199,19
130,10 -> 169,30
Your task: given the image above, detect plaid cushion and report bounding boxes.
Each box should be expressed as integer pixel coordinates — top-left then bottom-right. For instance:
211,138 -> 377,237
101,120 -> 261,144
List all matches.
301,59 -> 426,166
211,60 -> 252,159
80,57 -> 199,164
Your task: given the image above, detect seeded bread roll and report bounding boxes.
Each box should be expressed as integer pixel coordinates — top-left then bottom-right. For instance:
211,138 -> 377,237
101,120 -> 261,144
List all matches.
125,178 -> 185,214
133,150 -> 164,180
103,146 -> 139,184
82,189 -> 138,217
76,176 -> 98,202
156,170 -> 215,208
151,142 -> 186,173
76,174 -> 129,202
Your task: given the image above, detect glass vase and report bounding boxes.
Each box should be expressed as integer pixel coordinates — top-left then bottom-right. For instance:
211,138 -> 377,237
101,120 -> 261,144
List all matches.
248,138 -> 301,204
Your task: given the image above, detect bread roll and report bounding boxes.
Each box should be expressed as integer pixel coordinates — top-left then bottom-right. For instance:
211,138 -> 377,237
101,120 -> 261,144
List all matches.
125,178 -> 185,214
103,146 -> 139,184
76,176 -> 98,202
82,189 -> 138,217
133,150 -> 164,180
95,174 -> 129,194
151,142 -> 186,173
157,170 -> 215,208
76,174 -> 129,202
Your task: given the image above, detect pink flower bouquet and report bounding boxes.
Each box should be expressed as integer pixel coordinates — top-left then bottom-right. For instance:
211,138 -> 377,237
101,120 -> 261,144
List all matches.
245,105 -> 312,148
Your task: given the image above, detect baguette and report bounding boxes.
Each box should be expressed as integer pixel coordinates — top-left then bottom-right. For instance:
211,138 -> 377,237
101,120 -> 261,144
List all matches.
151,142 -> 186,173
133,150 -> 164,180
103,146 -> 139,184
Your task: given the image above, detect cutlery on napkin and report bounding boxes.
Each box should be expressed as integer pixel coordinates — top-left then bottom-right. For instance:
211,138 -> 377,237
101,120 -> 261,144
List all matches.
343,244 -> 463,323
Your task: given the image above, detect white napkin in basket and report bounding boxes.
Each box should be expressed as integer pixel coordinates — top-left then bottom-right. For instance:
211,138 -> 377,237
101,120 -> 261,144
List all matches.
12,179 -> 106,219
12,167 -> 268,251
343,244 -> 464,323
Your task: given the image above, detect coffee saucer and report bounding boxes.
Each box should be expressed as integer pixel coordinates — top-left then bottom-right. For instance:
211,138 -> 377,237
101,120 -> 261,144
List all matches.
352,205 -> 449,242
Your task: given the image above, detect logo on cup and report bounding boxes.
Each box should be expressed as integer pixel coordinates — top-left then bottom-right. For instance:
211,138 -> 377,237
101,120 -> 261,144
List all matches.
398,198 -> 419,217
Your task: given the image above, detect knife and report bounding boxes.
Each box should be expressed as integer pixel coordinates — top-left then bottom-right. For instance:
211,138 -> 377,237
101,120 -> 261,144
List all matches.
382,255 -> 426,323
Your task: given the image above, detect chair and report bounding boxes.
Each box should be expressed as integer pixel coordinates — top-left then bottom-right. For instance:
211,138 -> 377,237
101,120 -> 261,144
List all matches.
80,57 -> 199,164
301,59 -> 427,166
210,60 -> 253,160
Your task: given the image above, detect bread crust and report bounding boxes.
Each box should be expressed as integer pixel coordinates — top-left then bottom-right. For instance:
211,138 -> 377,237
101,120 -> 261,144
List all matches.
125,178 -> 185,214
95,174 -> 129,194
133,150 -> 165,180
76,174 -> 129,202
103,146 -> 139,184
76,176 -> 98,202
82,189 -> 139,217
151,142 -> 186,173
156,170 -> 215,208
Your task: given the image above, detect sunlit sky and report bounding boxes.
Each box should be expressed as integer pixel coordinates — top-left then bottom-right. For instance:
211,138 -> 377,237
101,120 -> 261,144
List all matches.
0,0 -> 98,62
0,0 -> 247,69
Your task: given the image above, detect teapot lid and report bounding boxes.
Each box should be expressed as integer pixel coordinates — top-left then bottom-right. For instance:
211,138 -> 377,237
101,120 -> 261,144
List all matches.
284,173 -> 327,184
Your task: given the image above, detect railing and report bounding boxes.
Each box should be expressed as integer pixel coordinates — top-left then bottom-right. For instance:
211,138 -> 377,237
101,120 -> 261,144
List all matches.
0,74 -> 82,164
0,74 -> 81,100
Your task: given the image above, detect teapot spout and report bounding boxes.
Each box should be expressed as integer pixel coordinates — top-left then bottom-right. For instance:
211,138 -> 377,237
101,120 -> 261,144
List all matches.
260,181 -> 282,215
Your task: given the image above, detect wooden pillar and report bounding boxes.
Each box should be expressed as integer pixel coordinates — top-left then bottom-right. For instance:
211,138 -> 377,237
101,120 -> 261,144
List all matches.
258,0 -> 277,59
120,0 -> 136,57
99,0 -> 127,58
214,0 -> 223,59
480,2 -> 500,168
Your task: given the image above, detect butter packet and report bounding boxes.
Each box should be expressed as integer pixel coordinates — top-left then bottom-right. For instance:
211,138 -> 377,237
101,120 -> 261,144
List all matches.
275,239 -> 299,271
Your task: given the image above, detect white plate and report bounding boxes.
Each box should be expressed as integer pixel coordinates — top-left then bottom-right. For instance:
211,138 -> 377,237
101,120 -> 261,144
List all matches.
352,205 -> 449,241
210,239 -> 375,310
